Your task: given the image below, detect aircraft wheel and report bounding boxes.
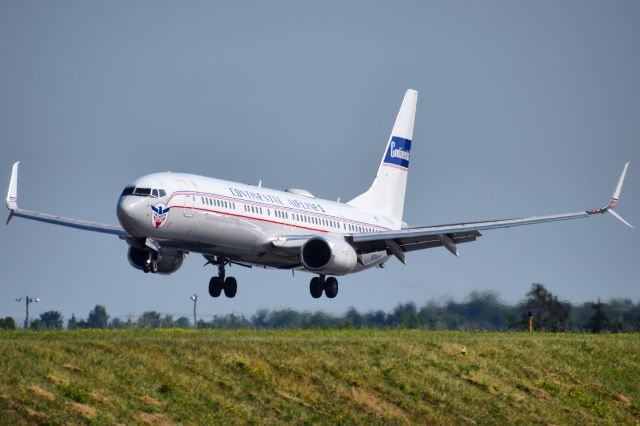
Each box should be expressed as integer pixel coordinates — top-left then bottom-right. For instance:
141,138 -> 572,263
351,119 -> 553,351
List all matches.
310,277 -> 323,298
151,260 -> 158,273
224,277 -> 238,298
325,277 -> 338,298
209,276 -> 223,297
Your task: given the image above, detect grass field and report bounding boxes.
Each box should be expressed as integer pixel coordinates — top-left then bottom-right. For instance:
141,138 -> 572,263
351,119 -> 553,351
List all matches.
0,330 -> 639,425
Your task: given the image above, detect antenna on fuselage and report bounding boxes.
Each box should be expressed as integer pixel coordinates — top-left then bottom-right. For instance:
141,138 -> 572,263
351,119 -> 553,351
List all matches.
258,180 -> 262,188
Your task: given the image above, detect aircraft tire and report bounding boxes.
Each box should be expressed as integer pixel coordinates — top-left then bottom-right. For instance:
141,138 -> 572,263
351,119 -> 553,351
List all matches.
224,277 -> 237,298
209,276 -> 223,297
325,277 -> 338,298
310,277 -> 323,298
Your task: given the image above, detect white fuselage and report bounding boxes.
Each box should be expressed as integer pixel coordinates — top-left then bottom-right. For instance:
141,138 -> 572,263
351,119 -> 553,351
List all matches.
116,172 -> 397,273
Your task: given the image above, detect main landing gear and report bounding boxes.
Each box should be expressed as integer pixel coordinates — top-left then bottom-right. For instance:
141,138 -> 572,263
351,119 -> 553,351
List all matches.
208,259 -> 237,298
309,275 -> 338,299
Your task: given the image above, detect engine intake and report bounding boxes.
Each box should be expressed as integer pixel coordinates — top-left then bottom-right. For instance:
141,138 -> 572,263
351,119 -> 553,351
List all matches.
127,246 -> 185,275
300,236 -> 357,276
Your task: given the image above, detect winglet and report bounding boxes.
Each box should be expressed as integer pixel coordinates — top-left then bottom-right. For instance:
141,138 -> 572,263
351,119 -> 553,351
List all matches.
607,162 -> 629,210
6,162 -> 19,211
602,162 -> 633,228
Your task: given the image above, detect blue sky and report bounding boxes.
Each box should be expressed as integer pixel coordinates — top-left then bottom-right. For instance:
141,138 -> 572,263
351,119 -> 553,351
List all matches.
1,1 -> 638,324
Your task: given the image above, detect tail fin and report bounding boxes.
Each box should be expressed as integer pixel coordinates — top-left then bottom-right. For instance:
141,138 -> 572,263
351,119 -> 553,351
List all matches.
347,89 -> 418,223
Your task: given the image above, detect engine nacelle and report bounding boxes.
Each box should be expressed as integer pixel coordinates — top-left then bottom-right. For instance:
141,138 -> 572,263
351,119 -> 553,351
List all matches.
127,246 -> 185,275
300,236 -> 357,276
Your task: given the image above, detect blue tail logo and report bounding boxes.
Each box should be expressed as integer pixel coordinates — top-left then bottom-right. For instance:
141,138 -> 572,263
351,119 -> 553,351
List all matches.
383,136 -> 412,169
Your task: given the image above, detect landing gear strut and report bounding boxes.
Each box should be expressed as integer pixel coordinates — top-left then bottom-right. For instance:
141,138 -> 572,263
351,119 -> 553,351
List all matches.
309,275 -> 339,298
144,253 -> 158,273
208,258 -> 238,298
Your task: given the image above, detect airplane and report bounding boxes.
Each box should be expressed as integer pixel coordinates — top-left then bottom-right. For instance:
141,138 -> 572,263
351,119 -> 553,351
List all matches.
4,89 -> 633,299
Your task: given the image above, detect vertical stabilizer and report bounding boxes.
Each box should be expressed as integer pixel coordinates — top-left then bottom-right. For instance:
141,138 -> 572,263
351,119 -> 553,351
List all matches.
347,89 -> 418,224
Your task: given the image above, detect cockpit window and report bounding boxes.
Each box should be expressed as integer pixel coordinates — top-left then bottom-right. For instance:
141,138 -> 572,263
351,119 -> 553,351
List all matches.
133,187 -> 151,196
122,186 -> 165,197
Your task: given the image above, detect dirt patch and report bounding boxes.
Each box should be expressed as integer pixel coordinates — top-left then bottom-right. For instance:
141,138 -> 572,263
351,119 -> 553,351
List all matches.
350,386 -> 406,420
517,383 -> 549,399
140,412 -> 174,426
69,402 -> 96,419
275,389 -> 326,415
140,395 -> 163,407
90,392 -> 111,404
47,374 -> 67,385
28,385 -> 55,401
24,407 -> 47,420
530,387 -> 549,399
63,364 -> 83,373
460,375 -> 481,386
460,415 -> 477,424
460,374 -> 492,393
616,394 -> 631,406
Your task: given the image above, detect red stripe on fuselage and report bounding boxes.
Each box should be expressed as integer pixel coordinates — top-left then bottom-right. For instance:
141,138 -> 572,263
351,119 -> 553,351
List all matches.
171,205 -> 329,233
165,191 -> 391,231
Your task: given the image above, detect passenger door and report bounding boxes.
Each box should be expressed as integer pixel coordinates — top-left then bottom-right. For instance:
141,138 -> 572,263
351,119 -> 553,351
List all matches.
177,180 -> 194,218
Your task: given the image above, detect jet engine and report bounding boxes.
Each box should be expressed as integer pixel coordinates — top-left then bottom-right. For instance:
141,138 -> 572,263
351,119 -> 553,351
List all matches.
127,246 -> 185,274
300,236 -> 357,276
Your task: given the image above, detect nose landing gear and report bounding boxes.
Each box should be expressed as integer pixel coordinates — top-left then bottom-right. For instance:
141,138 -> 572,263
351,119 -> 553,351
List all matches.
207,258 -> 237,298
143,254 -> 158,273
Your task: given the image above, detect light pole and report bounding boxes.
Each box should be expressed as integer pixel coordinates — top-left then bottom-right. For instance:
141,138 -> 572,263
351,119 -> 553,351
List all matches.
15,296 -> 39,329
190,294 -> 198,329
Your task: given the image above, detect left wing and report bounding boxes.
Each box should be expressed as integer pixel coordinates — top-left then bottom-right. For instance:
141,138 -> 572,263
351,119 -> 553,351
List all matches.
350,163 -> 631,263
6,162 -> 128,237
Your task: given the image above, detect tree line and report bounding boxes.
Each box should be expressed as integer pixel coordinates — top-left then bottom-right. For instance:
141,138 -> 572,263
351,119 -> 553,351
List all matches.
1,284 -> 639,332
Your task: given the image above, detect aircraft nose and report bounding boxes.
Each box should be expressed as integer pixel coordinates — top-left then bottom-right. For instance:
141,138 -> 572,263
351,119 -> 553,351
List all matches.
117,195 -> 148,237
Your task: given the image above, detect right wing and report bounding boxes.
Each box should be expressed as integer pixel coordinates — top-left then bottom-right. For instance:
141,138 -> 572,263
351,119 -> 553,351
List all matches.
349,163 -> 632,262
6,162 -> 128,237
